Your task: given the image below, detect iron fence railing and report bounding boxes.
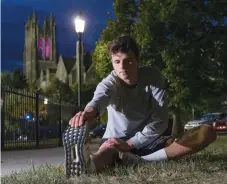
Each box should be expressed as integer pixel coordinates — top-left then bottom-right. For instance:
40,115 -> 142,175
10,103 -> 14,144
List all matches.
1,86 -> 80,151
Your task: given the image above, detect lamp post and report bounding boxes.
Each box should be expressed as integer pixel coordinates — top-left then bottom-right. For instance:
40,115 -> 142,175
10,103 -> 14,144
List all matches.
75,12 -> 85,108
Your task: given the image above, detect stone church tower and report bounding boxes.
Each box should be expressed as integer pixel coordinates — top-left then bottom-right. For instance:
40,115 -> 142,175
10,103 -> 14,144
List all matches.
23,11 -> 97,89
23,11 -> 57,85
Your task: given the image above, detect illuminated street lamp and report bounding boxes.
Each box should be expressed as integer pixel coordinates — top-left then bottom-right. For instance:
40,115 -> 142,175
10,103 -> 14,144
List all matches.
44,98 -> 48,117
44,98 -> 48,105
75,12 -> 85,33
74,12 -> 85,107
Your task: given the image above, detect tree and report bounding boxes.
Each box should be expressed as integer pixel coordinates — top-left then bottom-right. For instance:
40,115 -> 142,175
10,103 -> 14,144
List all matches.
71,82 -> 96,106
1,72 -> 13,87
101,0 -> 137,42
93,0 -> 138,78
93,41 -> 112,79
11,68 -> 28,89
134,0 -> 227,136
1,69 -> 28,89
44,77 -> 76,102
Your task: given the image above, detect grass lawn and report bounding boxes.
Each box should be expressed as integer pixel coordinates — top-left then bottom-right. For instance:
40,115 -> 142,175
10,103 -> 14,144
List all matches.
2,135 -> 227,184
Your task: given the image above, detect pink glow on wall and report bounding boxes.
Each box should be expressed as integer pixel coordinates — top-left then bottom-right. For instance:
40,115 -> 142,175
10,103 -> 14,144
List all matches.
38,39 -> 43,57
38,38 -> 50,59
45,39 -> 50,58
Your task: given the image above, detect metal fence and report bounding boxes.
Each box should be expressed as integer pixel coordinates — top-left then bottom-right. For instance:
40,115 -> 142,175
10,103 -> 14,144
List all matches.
1,86 -> 80,151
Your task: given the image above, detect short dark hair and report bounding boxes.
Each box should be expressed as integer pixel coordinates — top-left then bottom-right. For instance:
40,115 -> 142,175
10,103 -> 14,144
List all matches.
108,35 -> 139,58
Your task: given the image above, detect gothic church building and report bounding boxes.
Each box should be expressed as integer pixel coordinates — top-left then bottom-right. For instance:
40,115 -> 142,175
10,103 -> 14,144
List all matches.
23,11 -> 96,89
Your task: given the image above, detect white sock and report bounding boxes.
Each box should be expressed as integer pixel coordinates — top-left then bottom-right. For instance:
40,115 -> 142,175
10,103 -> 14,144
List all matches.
141,148 -> 168,161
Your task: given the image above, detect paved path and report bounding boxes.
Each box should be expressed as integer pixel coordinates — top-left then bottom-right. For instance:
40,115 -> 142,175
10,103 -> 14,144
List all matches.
1,139 -> 100,177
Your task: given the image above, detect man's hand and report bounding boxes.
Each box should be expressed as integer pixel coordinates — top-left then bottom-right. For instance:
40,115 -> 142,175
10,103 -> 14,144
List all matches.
69,106 -> 98,128
99,138 -> 134,152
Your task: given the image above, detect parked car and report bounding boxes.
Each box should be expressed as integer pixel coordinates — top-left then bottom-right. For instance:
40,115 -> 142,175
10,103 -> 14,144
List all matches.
213,113 -> 227,134
184,112 -> 222,131
89,124 -> 106,138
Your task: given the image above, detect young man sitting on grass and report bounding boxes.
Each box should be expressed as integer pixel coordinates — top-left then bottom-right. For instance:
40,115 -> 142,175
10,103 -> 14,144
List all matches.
63,35 -> 216,176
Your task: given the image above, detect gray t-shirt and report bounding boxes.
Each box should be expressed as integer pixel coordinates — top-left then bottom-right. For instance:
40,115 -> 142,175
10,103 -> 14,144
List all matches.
86,66 -> 168,149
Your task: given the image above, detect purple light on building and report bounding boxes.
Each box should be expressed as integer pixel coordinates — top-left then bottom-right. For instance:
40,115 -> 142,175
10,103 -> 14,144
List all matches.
38,38 -> 50,59
45,39 -> 50,58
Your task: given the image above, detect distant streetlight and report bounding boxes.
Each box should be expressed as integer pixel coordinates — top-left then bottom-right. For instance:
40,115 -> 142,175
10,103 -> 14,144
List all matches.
74,12 -> 85,107
44,98 -> 48,105
44,98 -> 48,117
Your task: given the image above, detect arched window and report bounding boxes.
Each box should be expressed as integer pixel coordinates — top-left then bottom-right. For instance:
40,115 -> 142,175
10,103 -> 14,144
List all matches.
38,36 -> 50,60
45,39 -> 50,59
38,39 -> 43,58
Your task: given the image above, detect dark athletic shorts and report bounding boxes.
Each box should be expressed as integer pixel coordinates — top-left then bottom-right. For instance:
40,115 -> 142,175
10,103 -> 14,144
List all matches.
100,135 -> 172,156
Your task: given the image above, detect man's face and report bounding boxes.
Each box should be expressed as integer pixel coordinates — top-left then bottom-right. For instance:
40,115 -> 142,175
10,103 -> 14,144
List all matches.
111,50 -> 139,85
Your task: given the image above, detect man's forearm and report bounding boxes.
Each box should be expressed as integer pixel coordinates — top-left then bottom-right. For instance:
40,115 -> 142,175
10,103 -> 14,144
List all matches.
84,106 -> 99,118
128,119 -> 168,150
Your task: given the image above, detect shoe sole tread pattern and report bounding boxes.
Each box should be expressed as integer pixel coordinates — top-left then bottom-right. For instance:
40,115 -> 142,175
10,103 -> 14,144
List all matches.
62,125 -> 88,177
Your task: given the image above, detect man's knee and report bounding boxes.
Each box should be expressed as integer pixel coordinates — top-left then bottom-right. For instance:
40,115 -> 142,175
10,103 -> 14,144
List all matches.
175,124 -> 216,149
199,124 -> 217,144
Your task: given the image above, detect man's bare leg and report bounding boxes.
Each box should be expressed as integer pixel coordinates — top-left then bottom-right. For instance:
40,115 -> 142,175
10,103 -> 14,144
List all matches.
91,147 -> 119,173
90,147 -> 143,173
164,124 -> 217,159
90,125 -> 217,172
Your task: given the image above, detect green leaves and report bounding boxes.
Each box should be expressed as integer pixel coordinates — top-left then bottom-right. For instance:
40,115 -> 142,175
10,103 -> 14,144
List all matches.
134,0 -> 227,114
44,77 -> 75,102
93,41 -> 112,79
93,0 -> 227,117
93,0 -> 138,79
1,68 -> 28,89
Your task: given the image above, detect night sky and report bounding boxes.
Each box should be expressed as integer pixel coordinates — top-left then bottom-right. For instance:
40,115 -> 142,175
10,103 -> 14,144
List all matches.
1,0 -> 114,72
